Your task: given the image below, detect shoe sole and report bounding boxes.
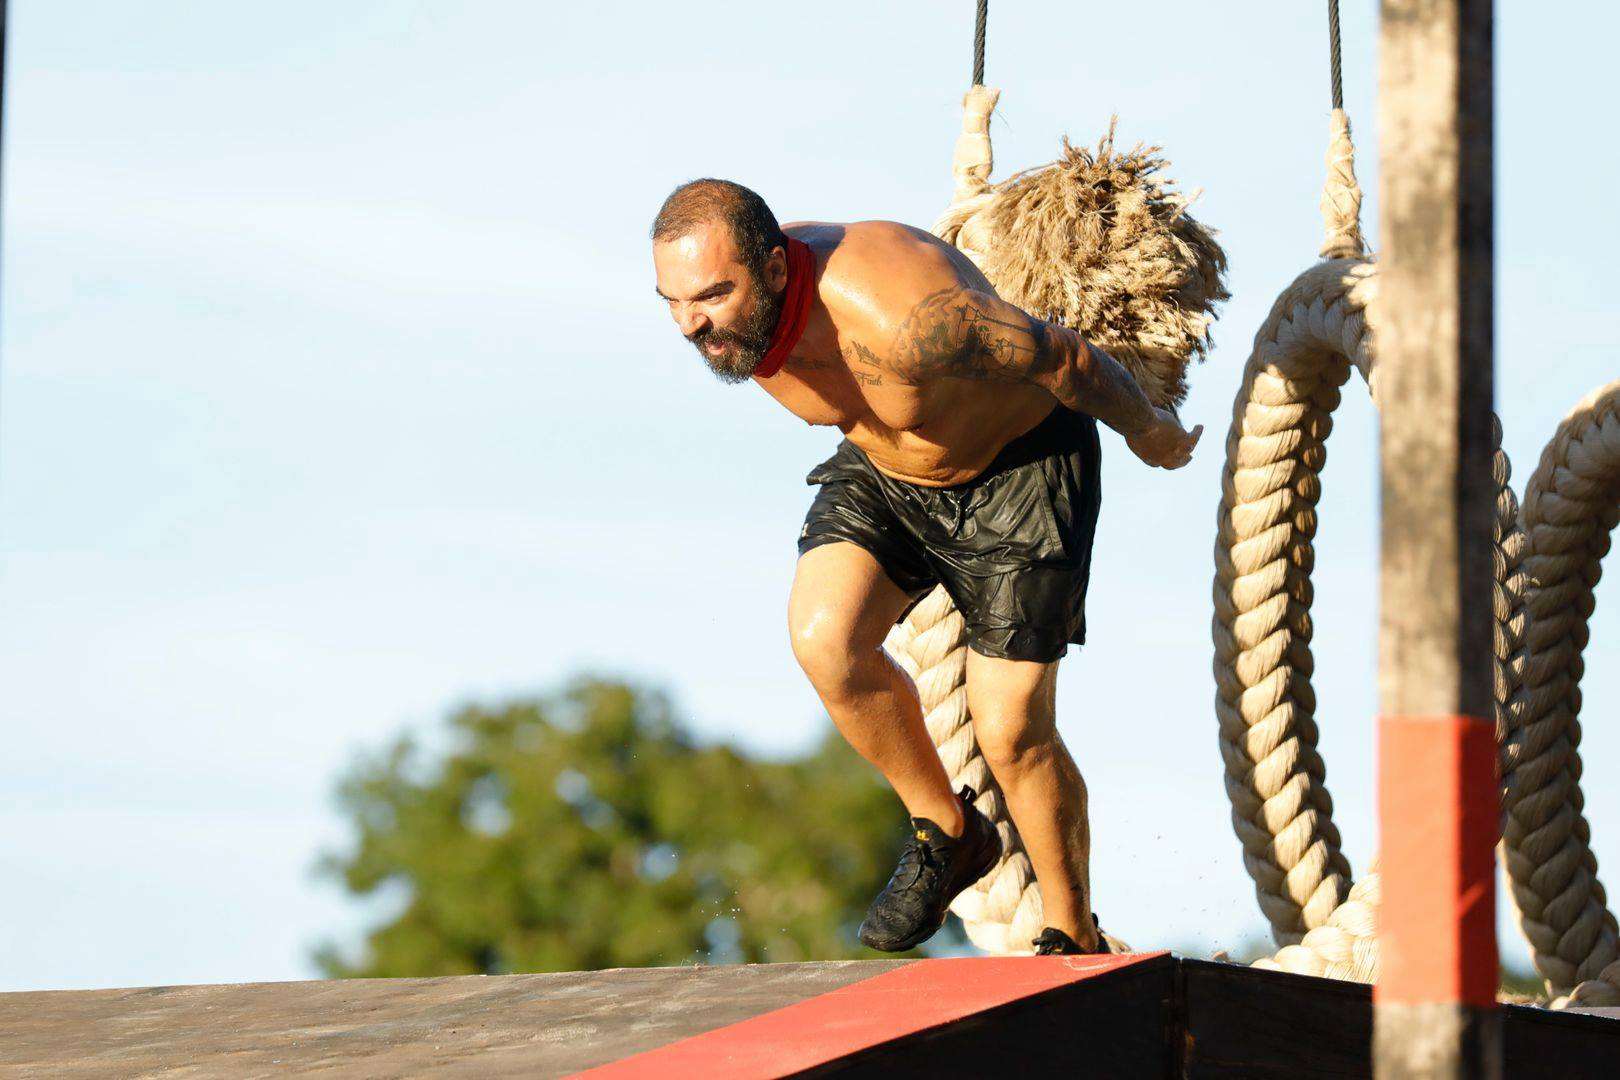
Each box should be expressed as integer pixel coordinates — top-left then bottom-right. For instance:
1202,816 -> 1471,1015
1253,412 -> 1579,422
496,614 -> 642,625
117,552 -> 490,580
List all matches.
858,824 -> 1004,953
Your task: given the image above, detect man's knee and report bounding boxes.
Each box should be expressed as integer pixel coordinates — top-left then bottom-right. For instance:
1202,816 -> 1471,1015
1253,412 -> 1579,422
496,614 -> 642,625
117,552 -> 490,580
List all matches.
788,606 -> 875,690
973,708 -> 1058,774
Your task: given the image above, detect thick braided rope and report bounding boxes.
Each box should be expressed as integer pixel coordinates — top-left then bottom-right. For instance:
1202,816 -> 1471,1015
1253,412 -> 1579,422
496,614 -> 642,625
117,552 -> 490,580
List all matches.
1211,260 -> 1620,1004
1505,380 -> 1620,1006
1215,106 -> 1376,968
1247,418 -> 1528,983
1213,257 -> 1375,948
882,591 -> 1045,954
1253,870 -> 1380,980
1215,97 -> 1543,989
1216,109 -> 1389,977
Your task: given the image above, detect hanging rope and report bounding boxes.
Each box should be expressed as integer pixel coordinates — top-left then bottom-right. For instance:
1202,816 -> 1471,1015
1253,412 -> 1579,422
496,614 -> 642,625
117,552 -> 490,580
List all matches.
972,1 -> 988,87
913,0 -> 1620,1010
1319,0 -> 1365,260
911,29 -> 1225,953
1217,5 -> 1620,1009
1503,380 -> 1620,1007
1210,249 -> 1529,986
1213,257 -> 1373,951
1210,18 -> 1377,961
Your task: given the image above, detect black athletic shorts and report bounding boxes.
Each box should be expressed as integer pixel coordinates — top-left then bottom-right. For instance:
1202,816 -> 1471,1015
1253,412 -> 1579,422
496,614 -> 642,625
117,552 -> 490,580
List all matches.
797,405 -> 1102,663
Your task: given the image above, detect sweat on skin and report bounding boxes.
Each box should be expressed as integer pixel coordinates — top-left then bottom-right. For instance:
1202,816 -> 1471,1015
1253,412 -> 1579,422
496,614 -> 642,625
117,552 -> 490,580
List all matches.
650,179 -> 1200,954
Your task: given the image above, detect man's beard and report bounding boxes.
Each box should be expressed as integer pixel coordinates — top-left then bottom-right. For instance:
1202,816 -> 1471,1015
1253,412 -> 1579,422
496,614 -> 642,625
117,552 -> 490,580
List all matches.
688,278 -> 783,384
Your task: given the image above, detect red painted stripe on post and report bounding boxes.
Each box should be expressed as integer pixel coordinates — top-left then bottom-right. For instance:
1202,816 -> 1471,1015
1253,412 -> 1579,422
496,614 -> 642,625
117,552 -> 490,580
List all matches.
575,952 -> 1164,1079
1376,714 -> 1498,1007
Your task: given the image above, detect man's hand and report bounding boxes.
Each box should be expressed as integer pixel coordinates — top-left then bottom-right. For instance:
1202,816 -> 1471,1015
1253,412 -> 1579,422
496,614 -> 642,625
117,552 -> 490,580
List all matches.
1125,407 -> 1203,470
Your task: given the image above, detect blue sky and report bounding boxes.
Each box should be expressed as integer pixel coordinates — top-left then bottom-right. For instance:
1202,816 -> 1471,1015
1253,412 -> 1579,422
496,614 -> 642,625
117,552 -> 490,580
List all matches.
2,1 -> 1617,991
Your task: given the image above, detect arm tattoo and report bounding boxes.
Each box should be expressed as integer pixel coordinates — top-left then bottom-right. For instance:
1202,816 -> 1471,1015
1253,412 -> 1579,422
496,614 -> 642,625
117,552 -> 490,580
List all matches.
790,354 -> 839,371
843,340 -> 884,367
890,288 -> 1045,383
841,341 -> 886,385
1068,340 -> 1157,437
887,286 -> 1157,437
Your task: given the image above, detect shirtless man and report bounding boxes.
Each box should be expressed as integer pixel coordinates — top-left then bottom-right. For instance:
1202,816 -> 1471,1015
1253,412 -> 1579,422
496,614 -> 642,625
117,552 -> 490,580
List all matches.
650,179 -> 1200,955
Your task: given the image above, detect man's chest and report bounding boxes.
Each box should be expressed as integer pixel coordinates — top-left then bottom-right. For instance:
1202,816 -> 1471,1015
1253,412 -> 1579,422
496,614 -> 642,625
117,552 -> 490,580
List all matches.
758,350 -> 939,433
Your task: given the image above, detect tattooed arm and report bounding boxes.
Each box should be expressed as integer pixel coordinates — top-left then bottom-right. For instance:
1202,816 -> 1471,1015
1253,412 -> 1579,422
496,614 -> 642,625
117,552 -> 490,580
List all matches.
881,286 -> 1202,470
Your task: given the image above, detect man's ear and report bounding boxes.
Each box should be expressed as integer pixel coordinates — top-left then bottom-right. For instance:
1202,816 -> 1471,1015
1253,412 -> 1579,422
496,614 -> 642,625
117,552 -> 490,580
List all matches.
765,245 -> 789,293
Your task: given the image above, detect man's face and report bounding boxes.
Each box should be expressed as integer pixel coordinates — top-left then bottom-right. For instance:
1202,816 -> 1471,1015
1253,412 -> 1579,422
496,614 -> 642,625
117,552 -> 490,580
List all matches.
653,222 -> 783,383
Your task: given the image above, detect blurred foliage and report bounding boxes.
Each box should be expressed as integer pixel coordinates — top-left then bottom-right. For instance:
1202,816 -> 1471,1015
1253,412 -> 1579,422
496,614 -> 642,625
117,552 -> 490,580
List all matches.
314,677 -> 947,976
1498,964 -> 1549,1004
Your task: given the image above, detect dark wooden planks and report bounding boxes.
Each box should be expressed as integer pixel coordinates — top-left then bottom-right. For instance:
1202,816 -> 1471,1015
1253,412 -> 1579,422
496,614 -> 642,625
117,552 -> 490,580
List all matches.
1181,959 -> 1374,1078
1501,1003 -> 1620,1080
1179,959 -> 1620,1080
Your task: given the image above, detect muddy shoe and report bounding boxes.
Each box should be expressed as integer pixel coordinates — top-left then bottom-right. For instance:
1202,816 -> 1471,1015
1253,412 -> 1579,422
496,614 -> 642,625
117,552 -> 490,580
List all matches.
858,786 -> 1001,952
1031,915 -> 1114,955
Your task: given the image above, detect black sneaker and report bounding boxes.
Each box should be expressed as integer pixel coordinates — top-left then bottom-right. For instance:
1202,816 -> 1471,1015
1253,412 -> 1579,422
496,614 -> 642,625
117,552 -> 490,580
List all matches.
1031,916 -> 1112,956
858,786 -> 1001,952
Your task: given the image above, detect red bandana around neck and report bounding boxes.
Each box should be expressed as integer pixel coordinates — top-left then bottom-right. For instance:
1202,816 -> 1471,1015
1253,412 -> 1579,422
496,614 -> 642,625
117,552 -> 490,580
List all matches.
751,238 -> 815,380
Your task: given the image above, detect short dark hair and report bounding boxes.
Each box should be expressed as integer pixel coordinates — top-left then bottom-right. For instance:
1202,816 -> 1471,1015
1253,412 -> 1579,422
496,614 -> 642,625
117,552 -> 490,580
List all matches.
650,178 -> 787,275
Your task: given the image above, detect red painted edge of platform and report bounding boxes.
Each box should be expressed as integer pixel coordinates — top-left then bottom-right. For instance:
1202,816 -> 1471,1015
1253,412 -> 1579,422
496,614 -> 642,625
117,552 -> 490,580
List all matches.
574,951 -> 1168,1079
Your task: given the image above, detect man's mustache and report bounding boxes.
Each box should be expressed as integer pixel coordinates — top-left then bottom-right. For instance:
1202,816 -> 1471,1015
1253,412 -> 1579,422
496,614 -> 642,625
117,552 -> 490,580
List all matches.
688,327 -> 735,347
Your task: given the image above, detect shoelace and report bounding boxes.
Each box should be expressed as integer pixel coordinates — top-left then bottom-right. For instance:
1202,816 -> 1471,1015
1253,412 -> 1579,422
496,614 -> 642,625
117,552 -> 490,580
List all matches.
891,837 -> 942,891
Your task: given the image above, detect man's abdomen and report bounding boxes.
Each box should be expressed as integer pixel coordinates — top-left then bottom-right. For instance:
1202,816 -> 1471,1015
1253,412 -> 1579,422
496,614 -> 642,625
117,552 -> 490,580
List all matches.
845,385 -> 1059,487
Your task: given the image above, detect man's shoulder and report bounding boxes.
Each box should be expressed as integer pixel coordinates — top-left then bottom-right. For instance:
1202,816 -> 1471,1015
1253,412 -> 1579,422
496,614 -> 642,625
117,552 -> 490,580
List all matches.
786,219 -> 944,260
790,221 -> 966,322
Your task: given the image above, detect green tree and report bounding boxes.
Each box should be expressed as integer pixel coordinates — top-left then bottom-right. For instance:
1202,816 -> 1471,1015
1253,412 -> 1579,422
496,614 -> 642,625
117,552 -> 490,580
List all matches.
315,677 -> 946,976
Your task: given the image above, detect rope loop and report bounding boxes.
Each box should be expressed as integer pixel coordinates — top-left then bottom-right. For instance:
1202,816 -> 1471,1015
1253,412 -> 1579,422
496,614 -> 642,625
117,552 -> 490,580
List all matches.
1505,379 -> 1620,1006
920,3 -> 1620,1014
1210,258 -> 1537,986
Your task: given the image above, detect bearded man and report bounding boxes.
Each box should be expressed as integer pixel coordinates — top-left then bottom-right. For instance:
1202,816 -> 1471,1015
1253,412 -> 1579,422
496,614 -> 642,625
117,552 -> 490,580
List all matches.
650,179 -> 1200,956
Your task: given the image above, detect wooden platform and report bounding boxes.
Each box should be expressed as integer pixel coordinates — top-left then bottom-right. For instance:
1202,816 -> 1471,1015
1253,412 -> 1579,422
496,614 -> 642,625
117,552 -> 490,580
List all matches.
3,954 -> 1617,1078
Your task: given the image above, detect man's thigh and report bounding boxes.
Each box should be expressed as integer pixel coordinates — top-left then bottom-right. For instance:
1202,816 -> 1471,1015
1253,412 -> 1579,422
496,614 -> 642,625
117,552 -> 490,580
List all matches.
789,541 -> 920,653
964,650 -> 1061,733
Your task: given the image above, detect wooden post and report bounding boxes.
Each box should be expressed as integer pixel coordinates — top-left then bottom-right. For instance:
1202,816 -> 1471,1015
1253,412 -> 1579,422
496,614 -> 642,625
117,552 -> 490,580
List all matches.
1375,0 -> 1499,1076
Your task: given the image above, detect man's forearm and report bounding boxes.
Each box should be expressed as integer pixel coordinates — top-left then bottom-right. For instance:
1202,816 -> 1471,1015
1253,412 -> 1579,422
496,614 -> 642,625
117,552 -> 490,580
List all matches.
1032,322 -> 1156,436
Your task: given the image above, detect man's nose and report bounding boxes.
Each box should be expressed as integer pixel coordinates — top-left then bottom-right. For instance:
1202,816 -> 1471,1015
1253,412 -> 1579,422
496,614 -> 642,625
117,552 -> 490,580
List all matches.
672,302 -> 708,337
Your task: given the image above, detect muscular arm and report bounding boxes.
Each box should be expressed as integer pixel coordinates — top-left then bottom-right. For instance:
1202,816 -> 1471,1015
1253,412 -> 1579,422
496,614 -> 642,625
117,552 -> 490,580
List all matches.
820,224 -> 1198,467
883,286 -> 1154,436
